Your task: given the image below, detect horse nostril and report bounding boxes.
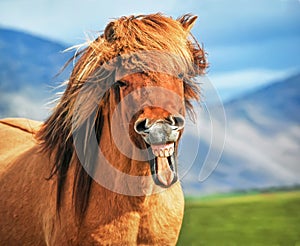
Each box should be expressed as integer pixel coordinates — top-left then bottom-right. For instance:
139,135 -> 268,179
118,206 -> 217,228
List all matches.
134,119 -> 150,134
134,115 -> 184,136
169,115 -> 185,130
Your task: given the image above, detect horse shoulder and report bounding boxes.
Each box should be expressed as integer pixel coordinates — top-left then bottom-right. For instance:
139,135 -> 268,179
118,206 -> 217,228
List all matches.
0,118 -> 53,245
137,183 -> 184,245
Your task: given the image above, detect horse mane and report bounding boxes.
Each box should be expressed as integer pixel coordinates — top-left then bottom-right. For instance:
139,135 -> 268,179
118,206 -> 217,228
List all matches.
36,13 -> 207,220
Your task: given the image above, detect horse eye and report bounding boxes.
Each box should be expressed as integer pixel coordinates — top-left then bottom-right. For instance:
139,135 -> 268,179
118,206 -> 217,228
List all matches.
115,81 -> 128,88
178,73 -> 184,79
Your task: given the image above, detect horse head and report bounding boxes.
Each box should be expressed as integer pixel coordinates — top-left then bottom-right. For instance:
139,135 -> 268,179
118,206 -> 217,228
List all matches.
118,72 -> 186,188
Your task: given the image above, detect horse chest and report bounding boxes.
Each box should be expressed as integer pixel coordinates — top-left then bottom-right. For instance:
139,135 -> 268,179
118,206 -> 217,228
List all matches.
88,209 -> 182,245
136,196 -> 184,245
85,188 -> 184,245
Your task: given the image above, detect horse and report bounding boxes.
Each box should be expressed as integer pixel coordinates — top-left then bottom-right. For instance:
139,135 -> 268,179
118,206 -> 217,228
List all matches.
0,13 -> 207,245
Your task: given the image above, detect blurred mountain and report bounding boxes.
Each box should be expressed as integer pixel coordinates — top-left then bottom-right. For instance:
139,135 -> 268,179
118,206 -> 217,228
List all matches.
181,74 -> 300,195
0,28 -> 70,119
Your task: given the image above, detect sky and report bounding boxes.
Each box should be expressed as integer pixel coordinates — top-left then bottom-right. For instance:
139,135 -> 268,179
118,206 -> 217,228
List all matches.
0,0 -> 300,102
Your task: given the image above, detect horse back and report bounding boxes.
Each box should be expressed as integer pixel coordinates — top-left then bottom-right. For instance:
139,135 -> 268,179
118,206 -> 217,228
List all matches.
0,118 -> 42,172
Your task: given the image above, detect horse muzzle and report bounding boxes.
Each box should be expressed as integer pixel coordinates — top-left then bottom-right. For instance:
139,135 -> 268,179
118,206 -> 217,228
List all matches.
134,115 -> 185,188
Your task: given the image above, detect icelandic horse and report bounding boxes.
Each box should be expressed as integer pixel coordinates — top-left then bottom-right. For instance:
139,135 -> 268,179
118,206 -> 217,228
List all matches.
0,14 -> 207,245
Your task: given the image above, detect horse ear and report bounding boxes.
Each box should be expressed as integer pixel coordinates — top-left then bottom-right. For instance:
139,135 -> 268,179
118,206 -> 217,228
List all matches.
178,14 -> 198,33
104,21 -> 116,42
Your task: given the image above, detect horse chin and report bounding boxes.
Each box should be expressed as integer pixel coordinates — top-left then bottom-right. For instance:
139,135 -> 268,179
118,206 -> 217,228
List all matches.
147,142 -> 178,188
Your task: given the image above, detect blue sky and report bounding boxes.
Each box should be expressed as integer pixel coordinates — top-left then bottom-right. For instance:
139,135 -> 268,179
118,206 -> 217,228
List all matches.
1,0 -> 300,102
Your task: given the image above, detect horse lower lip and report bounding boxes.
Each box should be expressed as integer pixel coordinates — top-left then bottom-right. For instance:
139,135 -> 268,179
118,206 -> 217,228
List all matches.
155,156 -> 174,186
151,153 -> 177,188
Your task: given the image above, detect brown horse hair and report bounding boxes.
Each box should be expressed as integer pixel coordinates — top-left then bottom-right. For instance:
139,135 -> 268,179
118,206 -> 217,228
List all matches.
36,13 -> 207,220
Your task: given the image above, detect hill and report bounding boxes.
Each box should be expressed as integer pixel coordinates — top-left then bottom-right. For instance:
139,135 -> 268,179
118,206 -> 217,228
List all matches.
181,73 -> 300,195
0,28 -> 70,119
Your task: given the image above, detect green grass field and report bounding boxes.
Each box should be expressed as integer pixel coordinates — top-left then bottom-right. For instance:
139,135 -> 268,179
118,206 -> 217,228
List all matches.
177,191 -> 300,245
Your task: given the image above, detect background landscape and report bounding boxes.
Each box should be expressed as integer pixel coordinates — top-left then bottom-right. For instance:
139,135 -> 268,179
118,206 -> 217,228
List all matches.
1,0 -> 299,244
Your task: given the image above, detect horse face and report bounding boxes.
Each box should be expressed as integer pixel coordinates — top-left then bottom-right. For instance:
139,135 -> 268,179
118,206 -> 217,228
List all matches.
116,72 -> 186,188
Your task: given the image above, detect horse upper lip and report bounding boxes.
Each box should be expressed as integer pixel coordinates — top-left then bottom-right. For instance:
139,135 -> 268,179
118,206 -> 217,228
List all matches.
140,123 -> 180,146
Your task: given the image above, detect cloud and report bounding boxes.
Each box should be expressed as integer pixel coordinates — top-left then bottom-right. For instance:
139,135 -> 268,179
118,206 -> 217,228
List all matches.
210,69 -> 293,89
0,0 -> 182,43
207,68 -> 298,101
1,0 -> 299,102
1,0 -> 299,45
0,86 -> 51,120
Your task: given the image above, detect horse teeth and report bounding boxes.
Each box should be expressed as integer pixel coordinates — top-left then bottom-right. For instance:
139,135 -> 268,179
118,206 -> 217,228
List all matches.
151,143 -> 175,158
164,149 -> 169,157
159,150 -> 164,158
169,147 -> 174,156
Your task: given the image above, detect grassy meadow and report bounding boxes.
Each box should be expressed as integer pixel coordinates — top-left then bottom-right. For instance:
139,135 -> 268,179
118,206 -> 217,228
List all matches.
177,190 -> 300,245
